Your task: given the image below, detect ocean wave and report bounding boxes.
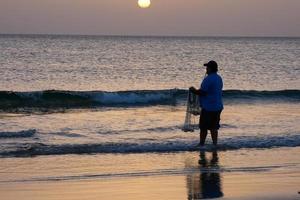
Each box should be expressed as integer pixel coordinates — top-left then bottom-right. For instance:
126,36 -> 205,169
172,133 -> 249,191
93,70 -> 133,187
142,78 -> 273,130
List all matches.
1,134 -> 300,157
0,89 -> 299,111
0,129 -> 36,138
97,125 -> 181,135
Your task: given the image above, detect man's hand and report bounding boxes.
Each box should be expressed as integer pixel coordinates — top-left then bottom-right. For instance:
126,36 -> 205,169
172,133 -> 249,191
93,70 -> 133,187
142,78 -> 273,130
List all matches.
189,87 -> 206,96
189,86 -> 198,95
189,86 -> 196,92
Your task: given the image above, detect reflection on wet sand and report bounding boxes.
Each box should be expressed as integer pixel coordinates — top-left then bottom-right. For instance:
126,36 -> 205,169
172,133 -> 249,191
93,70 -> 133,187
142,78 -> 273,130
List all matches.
186,151 -> 223,199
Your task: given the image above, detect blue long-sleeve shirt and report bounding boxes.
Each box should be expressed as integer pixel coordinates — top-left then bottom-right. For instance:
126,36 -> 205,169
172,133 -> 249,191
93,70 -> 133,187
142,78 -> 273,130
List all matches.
199,73 -> 223,111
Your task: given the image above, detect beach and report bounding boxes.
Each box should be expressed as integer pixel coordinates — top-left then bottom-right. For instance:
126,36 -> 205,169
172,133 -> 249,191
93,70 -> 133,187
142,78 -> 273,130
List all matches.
1,148 -> 300,200
0,35 -> 299,199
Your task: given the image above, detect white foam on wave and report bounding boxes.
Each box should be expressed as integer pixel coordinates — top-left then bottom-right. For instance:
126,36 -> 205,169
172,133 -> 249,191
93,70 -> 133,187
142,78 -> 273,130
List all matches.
2,134 -> 300,157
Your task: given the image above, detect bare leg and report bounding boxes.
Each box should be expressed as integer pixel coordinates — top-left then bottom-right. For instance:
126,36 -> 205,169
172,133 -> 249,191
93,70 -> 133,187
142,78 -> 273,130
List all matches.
200,129 -> 208,146
210,129 -> 218,146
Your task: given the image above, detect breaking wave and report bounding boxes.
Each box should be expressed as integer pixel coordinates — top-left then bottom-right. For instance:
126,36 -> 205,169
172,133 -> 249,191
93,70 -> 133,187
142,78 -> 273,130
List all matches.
0,129 -> 36,138
0,89 -> 299,111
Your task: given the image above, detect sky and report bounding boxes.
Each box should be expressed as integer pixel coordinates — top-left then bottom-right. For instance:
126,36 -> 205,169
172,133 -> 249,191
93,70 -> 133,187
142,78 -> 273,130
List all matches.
0,0 -> 299,37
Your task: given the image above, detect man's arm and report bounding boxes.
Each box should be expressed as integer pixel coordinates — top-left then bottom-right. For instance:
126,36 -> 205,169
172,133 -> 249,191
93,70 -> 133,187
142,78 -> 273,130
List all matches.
189,87 -> 207,96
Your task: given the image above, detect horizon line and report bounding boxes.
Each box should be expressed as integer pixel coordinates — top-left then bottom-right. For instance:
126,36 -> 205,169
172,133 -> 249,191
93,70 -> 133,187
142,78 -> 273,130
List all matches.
0,33 -> 299,39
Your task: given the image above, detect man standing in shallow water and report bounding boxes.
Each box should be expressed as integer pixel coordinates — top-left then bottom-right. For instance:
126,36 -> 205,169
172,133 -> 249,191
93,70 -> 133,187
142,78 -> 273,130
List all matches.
190,60 -> 223,147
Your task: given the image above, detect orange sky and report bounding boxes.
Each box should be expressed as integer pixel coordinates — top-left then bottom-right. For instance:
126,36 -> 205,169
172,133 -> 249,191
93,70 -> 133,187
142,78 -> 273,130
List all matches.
0,0 -> 299,36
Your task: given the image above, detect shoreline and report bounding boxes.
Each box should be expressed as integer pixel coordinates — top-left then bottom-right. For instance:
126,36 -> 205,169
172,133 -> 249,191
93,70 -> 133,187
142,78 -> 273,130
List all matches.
0,147 -> 299,199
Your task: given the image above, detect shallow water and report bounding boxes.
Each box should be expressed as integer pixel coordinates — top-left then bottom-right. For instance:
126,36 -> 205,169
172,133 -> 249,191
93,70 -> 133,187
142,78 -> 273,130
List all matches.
0,102 -> 299,156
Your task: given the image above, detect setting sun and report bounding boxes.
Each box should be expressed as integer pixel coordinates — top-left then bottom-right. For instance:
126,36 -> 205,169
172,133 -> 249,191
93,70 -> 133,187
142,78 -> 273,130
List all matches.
138,0 -> 151,8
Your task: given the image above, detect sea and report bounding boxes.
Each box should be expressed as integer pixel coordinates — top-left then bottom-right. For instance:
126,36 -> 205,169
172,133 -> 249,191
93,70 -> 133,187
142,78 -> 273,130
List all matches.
0,35 -> 300,198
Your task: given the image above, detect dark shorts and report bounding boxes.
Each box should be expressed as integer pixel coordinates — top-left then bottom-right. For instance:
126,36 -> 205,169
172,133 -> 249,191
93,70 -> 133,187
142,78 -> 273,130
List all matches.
199,109 -> 222,131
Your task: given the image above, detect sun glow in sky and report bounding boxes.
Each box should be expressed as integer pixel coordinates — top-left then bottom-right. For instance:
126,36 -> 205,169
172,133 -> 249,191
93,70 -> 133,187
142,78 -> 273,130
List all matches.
138,0 -> 151,8
0,0 -> 299,36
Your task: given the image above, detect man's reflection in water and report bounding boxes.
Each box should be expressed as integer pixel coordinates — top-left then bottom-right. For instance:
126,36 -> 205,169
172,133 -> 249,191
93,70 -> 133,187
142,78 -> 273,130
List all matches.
187,151 -> 223,199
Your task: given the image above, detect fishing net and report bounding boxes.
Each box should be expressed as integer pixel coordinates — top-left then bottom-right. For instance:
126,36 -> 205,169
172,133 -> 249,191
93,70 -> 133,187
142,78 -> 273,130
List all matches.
182,90 -> 201,132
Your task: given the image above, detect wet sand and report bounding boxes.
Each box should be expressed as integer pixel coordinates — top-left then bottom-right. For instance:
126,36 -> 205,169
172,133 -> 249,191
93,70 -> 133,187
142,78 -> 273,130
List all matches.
1,147 -> 300,200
